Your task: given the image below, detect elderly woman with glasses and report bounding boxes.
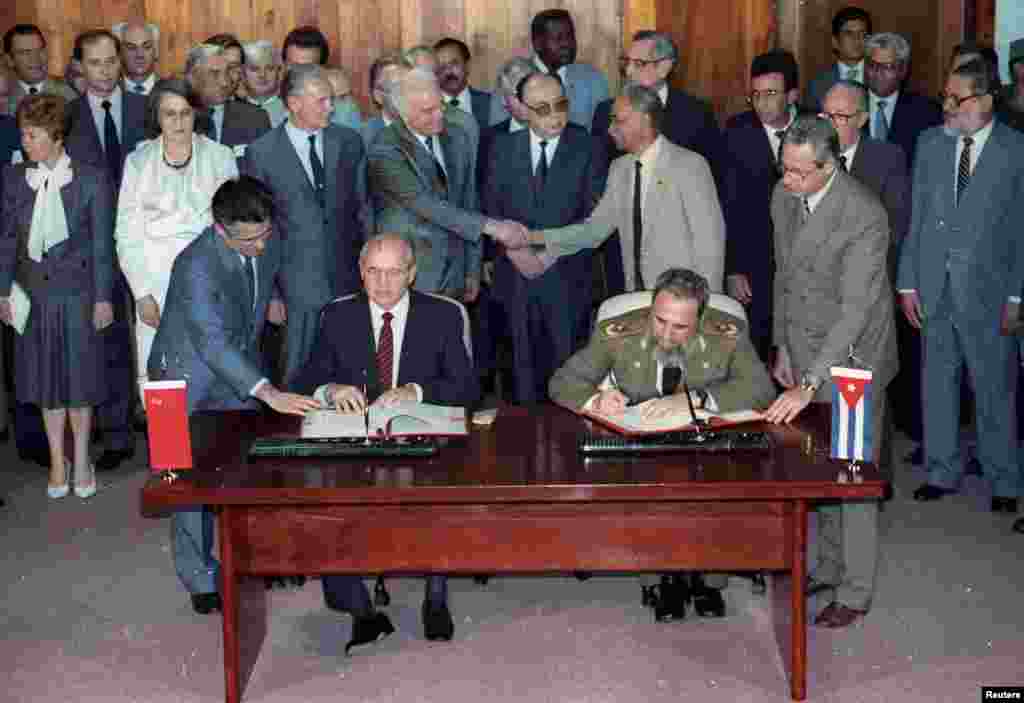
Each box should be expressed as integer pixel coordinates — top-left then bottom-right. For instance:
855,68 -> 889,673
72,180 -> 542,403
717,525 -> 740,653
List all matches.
0,94 -> 115,498
115,78 -> 239,393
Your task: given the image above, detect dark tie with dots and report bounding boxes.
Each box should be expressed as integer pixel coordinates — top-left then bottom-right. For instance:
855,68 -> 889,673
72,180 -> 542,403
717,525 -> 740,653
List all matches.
101,100 -> 121,179
243,256 -> 255,311
424,136 -> 448,192
662,365 -> 682,396
29,86 -> 39,95
308,134 -> 325,209
376,312 -> 395,392
956,136 -> 973,207
448,98 -> 460,110
633,160 -> 645,291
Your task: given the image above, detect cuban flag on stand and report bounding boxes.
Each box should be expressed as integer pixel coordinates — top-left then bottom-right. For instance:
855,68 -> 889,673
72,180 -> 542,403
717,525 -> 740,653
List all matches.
830,366 -> 873,462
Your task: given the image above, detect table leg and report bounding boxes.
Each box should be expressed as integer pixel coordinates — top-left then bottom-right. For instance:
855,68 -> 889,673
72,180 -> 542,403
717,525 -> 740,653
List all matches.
219,506 -> 241,703
790,499 -> 808,701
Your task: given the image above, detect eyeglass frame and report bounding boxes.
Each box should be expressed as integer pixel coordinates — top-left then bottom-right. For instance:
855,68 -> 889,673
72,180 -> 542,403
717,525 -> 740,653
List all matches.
939,91 -> 989,109
618,56 -> 669,71
778,161 -> 830,182
820,110 -> 864,125
524,97 -> 571,117
866,59 -> 906,74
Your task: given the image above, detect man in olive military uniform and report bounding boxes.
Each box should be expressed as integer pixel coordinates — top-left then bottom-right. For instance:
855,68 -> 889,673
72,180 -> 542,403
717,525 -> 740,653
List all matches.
549,268 -> 776,621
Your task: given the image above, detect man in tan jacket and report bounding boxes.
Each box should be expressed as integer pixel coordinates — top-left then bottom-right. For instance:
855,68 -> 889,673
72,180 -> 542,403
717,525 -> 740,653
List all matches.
519,83 -> 725,292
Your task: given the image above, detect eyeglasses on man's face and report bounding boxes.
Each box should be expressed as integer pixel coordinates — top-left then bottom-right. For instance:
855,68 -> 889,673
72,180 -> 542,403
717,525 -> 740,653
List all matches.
939,91 -> 988,109
619,56 -> 666,71
525,97 -> 570,117
821,110 -> 862,125
866,59 -> 904,74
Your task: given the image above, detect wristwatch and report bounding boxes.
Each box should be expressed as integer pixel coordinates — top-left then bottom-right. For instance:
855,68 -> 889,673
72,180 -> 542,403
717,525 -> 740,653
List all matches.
799,374 -> 823,394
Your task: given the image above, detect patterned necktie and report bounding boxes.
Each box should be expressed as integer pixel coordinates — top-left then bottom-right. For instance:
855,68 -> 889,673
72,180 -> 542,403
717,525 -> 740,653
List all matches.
424,136 -> 448,192
29,86 -> 38,95
839,154 -> 848,172
957,136 -> 974,206
448,97 -> 460,110
376,312 -> 395,392
101,100 -> 122,179
308,134 -> 325,209
662,365 -> 682,396
243,255 -> 256,311
874,100 -> 889,142
133,82 -> 145,94
633,160 -> 645,291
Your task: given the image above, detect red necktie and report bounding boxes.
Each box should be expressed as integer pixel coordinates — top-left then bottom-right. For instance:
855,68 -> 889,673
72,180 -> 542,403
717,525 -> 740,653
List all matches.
376,312 -> 394,391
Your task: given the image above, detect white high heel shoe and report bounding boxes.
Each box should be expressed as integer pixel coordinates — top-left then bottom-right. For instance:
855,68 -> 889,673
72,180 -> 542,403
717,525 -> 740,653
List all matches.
73,461 -> 97,499
47,459 -> 71,499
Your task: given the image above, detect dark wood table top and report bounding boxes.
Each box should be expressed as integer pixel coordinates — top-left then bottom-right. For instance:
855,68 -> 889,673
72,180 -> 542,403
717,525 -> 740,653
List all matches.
141,403 -> 886,511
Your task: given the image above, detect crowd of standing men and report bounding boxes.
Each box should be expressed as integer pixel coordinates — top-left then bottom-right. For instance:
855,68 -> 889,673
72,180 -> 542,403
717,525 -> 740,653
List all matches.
1,2 -> 1023,650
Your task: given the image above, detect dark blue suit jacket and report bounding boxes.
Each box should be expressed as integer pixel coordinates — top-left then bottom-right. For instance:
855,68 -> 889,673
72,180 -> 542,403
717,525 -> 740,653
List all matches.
469,87 -> 492,131
848,137 -> 910,280
0,115 -> 19,201
64,93 -> 148,189
291,290 -> 479,406
720,109 -> 781,357
865,91 -> 942,171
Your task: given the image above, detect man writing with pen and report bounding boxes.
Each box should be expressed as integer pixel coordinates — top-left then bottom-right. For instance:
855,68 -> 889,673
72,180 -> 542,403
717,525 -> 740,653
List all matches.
290,231 -> 479,650
548,268 -> 776,621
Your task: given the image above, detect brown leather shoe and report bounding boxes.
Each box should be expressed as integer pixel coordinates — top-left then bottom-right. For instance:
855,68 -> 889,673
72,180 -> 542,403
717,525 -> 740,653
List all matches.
813,602 -> 867,628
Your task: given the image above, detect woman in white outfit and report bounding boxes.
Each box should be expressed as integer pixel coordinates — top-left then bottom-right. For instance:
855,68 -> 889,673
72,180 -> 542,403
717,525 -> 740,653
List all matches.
116,79 -> 239,390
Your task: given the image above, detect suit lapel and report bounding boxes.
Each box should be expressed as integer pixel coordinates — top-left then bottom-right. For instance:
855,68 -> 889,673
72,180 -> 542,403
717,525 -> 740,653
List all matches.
395,123 -> 438,193
275,126 -> 317,200
958,122 -> 1008,213
211,230 -> 252,319
396,293 -> 420,387
361,297 -> 382,392
791,172 -> 845,267
439,129 -> 457,197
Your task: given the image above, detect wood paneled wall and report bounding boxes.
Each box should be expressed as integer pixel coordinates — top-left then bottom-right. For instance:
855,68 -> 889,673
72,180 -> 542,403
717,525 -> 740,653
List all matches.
780,0 -> 964,103
7,0 -> 964,118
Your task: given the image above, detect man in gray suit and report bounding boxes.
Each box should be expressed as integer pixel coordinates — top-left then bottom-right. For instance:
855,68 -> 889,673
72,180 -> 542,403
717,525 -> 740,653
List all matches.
186,44 -> 271,151
2,25 -> 77,115
242,64 -> 371,385
764,115 -> 898,629
150,176 -> 319,614
360,54 -> 405,147
898,59 -> 1024,514
368,67 -> 529,300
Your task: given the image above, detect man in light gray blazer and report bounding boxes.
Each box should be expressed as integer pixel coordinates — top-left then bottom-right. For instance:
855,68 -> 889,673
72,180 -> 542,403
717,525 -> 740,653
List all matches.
242,65 -> 371,385
523,83 -> 724,293
764,115 -> 898,629
898,60 -> 1024,513
149,177 -> 318,615
367,67 -> 529,300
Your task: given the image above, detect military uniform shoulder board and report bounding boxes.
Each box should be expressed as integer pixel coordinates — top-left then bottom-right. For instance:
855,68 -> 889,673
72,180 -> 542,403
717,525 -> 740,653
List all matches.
701,309 -> 744,340
600,307 -> 649,340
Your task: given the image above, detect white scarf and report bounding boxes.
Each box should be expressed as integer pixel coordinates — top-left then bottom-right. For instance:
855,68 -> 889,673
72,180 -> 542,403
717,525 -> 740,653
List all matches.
25,151 -> 72,262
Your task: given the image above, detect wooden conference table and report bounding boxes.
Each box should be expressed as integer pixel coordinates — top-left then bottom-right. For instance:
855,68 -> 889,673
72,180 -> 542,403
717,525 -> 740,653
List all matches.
140,403 -> 887,703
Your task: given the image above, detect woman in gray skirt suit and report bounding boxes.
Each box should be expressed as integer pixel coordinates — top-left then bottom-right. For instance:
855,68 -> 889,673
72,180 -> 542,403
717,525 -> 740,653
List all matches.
0,95 -> 115,499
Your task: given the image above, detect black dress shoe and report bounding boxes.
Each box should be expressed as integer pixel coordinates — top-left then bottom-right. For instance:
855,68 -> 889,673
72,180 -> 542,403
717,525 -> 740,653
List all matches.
264,575 -> 307,589
422,601 -> 454,641
913,483 -> 955,501
1013,518 -> 1024,534
651,574 -> 688,622
965,457 -> 983,477
19,450 -> 49,468
95,448 -> 135,472
905,447 -> 923,466
573,571 -> 592,581
191,592 -> 222,615
991,497 -> 1019,514
690,573 -> 726,618
345,612 -> 395,655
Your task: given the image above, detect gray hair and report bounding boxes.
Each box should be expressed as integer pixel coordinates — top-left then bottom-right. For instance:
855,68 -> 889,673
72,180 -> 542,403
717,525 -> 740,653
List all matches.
782,115 -> 840,166
184,43 -> 225,78
393,67 -> 439,120
864,32 -> 911,64
359,232 -> 416,268
620,82 -> 664,133
242,40 -> 278,66
279,63 -> 329,104
632,30 -> 678,65
496,56 -> 537,97
652,269 -> 710,316
111,21 -> 160,55
826,79 -> 869,112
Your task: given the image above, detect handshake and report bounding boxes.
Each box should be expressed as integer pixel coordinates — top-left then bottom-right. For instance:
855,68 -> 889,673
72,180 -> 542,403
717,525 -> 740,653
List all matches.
483,219 -> 553,279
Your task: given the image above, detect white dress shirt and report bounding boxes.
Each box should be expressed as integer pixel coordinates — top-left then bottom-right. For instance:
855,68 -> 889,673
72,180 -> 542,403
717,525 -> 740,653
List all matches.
804,168 -> 838,214
762,109 -> 796,161
530,130 -> 560,172
87,88 -> 123,149
840,140 -> 861,171
210,104 -> 226,143
508,116 -> 527,132
534,56 -> 568,83
126,73 -> 157,95
412,131 -> 447,175
445,86 -> 472,114
284,119 -> 326,188
838,60 -> 864,83
635,135 -> 664,218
